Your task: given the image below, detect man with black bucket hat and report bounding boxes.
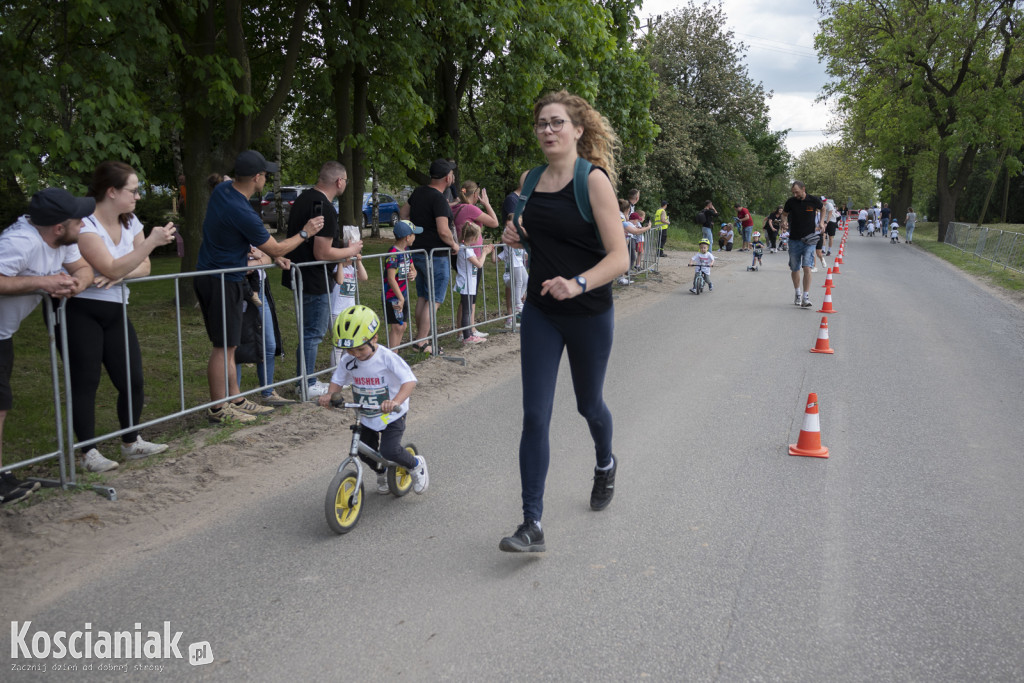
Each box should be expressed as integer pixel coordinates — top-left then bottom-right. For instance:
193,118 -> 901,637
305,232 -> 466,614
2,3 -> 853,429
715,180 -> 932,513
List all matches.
0,188 -> 95,503
194,149 -> 326,425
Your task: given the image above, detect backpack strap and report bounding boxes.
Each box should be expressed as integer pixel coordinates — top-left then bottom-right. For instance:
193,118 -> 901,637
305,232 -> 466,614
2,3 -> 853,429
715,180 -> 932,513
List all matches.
512,165 -> 546,258
572,157 -> 594,225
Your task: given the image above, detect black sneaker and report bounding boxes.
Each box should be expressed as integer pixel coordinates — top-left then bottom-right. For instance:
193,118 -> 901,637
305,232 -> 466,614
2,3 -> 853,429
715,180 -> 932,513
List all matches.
499,520 -> 545,552
590,456 -> 617,511
0,471 -> 37,505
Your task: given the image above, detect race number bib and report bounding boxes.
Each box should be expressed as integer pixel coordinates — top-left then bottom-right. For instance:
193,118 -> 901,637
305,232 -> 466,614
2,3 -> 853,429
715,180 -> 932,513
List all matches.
352,384 -> 388,418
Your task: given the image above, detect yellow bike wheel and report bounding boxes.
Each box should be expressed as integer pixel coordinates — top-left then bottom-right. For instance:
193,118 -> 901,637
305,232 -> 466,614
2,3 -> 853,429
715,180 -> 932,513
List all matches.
387,444 -> 418,497
325,469 -> 363,534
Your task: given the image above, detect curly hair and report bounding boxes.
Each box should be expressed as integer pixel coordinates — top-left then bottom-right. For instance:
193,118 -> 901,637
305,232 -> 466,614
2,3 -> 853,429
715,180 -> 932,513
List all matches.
533,90 -> 620,188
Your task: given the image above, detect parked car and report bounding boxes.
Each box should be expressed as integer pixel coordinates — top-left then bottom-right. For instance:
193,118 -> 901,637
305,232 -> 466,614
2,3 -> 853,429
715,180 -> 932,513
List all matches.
260,185 -> 311,231
361,192 -> 400,228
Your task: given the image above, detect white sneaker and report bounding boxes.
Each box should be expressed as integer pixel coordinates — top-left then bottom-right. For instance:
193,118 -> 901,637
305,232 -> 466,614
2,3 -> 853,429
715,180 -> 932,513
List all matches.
504,319 -> 514,329
377,471 -> 390,495
120,437 -> 169,460
471,329 -> 489,338
306,381 -> 331,398
82,448 -> 118,473
811,266 -> 818,273
617,277 -> 629,285
409,456 -> 429,494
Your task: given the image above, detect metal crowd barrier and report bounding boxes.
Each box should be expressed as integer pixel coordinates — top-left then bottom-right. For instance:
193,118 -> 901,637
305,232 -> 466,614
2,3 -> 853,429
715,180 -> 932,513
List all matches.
4,235 -> 641,500
944,222 -> 1024,274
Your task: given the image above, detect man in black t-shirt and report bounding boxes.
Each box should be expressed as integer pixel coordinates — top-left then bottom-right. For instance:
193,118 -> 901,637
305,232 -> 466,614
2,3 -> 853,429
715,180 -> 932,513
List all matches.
399,158 -> 460,353
283,161 -> 363,396
782,180 -> 824,308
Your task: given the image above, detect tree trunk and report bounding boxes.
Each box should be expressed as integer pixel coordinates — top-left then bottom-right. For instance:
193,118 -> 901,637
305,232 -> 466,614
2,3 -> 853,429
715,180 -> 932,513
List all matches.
977,148 -> 1008,226
892,163 -> 913,221
934,146 -> 978,242
1000,164 -> 1012,224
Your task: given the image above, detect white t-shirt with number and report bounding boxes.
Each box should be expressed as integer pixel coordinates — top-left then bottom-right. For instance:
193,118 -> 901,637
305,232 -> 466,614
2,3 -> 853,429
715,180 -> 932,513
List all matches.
330,263 -> 357,317
690,251 -> 715,273
329,344 -> 416,431
454,243 -> 481,295
76,213 -> 144,304
0,217 -> 83,340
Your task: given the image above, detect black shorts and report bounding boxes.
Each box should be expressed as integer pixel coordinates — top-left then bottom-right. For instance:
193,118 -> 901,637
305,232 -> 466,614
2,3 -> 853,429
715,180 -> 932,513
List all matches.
826,222 -> 838,236
193,275 -> 245,348
0,337 -> 13,411
384,297 -> 410,325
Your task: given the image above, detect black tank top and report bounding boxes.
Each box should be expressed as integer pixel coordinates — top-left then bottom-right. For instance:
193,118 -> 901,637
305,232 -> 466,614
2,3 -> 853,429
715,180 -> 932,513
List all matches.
521,174 -> 612,316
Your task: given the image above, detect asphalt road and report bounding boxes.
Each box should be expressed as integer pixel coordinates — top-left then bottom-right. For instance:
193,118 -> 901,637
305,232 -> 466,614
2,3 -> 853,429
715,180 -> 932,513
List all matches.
8,233 -> 1024,681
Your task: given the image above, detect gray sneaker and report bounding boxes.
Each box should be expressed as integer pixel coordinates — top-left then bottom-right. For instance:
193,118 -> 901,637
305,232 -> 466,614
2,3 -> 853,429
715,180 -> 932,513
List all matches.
794,292 -> 801,306
207,403 -> 257,424
120,437 -> 169,460
801,298 -> 813,308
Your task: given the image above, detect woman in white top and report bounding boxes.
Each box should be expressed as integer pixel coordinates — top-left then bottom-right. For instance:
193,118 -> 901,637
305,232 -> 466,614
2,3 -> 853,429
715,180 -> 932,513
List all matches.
69,161 -> 177,471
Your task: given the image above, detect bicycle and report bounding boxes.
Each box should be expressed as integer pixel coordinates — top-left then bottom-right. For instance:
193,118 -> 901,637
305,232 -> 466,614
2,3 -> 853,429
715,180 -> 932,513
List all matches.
324,398 -> 421,535
688,263 -> 713,294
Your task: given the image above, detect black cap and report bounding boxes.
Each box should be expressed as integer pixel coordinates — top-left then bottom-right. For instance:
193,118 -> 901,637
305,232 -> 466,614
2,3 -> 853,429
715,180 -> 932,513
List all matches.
660,199 -> 668,205
28,188 -> 95,226
234,150 -> 280,176
429,158 -> 454,179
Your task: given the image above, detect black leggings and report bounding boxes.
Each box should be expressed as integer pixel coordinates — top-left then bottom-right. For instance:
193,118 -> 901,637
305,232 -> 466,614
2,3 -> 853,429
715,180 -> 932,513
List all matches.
65,297 -> 144,446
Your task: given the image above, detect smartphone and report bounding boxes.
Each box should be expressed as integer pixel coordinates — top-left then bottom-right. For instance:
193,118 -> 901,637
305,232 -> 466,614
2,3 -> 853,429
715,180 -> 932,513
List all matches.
312,201 -> 323,217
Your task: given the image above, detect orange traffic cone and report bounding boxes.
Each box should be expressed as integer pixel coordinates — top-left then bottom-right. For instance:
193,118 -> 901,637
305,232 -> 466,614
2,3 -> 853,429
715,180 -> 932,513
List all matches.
810,316 -> 835,353
818,287 -> 836,314
835,250 -> 844,265
789,392 -> 830,458
831,260 -> 841,274
821,268 -> 834,288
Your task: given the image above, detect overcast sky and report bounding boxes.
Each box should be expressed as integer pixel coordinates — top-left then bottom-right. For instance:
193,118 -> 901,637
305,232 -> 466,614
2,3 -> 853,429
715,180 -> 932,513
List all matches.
639,0 -> 837,159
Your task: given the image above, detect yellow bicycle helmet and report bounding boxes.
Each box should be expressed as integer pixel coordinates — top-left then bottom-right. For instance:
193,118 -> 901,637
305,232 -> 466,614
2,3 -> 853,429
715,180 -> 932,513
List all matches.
699,238 -> 711,247
333,305 -> 380,349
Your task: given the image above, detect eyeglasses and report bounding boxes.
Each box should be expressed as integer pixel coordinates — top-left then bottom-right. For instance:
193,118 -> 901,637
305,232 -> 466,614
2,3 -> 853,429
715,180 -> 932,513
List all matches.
534,118 -> 568,133
122,187 -> 141,197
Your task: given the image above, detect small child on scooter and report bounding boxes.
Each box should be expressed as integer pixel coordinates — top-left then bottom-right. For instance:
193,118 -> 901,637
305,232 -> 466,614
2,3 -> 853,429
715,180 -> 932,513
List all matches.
747,231 -> 764,271
689,238 -> 715,292
318,305 -> 429,495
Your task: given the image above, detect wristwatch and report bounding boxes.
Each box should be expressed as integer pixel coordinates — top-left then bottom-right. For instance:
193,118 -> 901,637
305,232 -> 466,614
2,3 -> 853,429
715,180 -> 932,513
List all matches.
299,230 -> 309,239
574,275 -> 587,293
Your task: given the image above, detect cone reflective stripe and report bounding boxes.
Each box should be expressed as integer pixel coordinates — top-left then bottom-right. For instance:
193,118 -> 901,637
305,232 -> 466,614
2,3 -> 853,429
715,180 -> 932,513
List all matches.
818,287 -> 836,314
831,260 -> 841,274
821,268 -> 834,288
810,316 -> 835,353
835,250 -> 844,264
789,392 -> 830,458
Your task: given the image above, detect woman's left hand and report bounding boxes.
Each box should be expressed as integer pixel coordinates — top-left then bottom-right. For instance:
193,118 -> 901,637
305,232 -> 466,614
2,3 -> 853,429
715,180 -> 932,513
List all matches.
93,275 -> 123,289
540,276 -> 581,301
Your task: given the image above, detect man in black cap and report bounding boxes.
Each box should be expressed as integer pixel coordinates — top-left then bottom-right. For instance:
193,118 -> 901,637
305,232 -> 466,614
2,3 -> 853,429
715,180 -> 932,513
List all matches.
0,188 -> 95,503
194,149 -> 327,424
398,159 -> 460,354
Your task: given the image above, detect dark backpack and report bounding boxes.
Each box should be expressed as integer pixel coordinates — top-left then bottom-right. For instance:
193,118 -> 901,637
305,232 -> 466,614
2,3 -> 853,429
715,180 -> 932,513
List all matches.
694,209 -> 706,225
512,157 -> 597,257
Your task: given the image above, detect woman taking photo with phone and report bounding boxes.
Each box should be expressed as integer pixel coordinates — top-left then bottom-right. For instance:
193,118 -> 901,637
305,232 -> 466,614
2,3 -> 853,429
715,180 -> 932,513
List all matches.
498,91 -> 629,553
69,161 -> 177,471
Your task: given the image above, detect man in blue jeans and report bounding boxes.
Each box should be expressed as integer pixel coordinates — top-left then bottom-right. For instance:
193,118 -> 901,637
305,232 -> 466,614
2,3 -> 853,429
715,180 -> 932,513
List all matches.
282,161 -> 363,398
782,180 -> 825,308
399,159 -> 461,354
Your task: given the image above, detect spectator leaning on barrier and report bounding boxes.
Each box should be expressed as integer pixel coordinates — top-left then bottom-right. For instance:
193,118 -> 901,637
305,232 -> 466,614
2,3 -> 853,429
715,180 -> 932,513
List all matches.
282,161 -> 363,399
67,161 -> 178,473
0,189 -> 95,503
399,158 -> 460,355
194,150 -> 325,425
